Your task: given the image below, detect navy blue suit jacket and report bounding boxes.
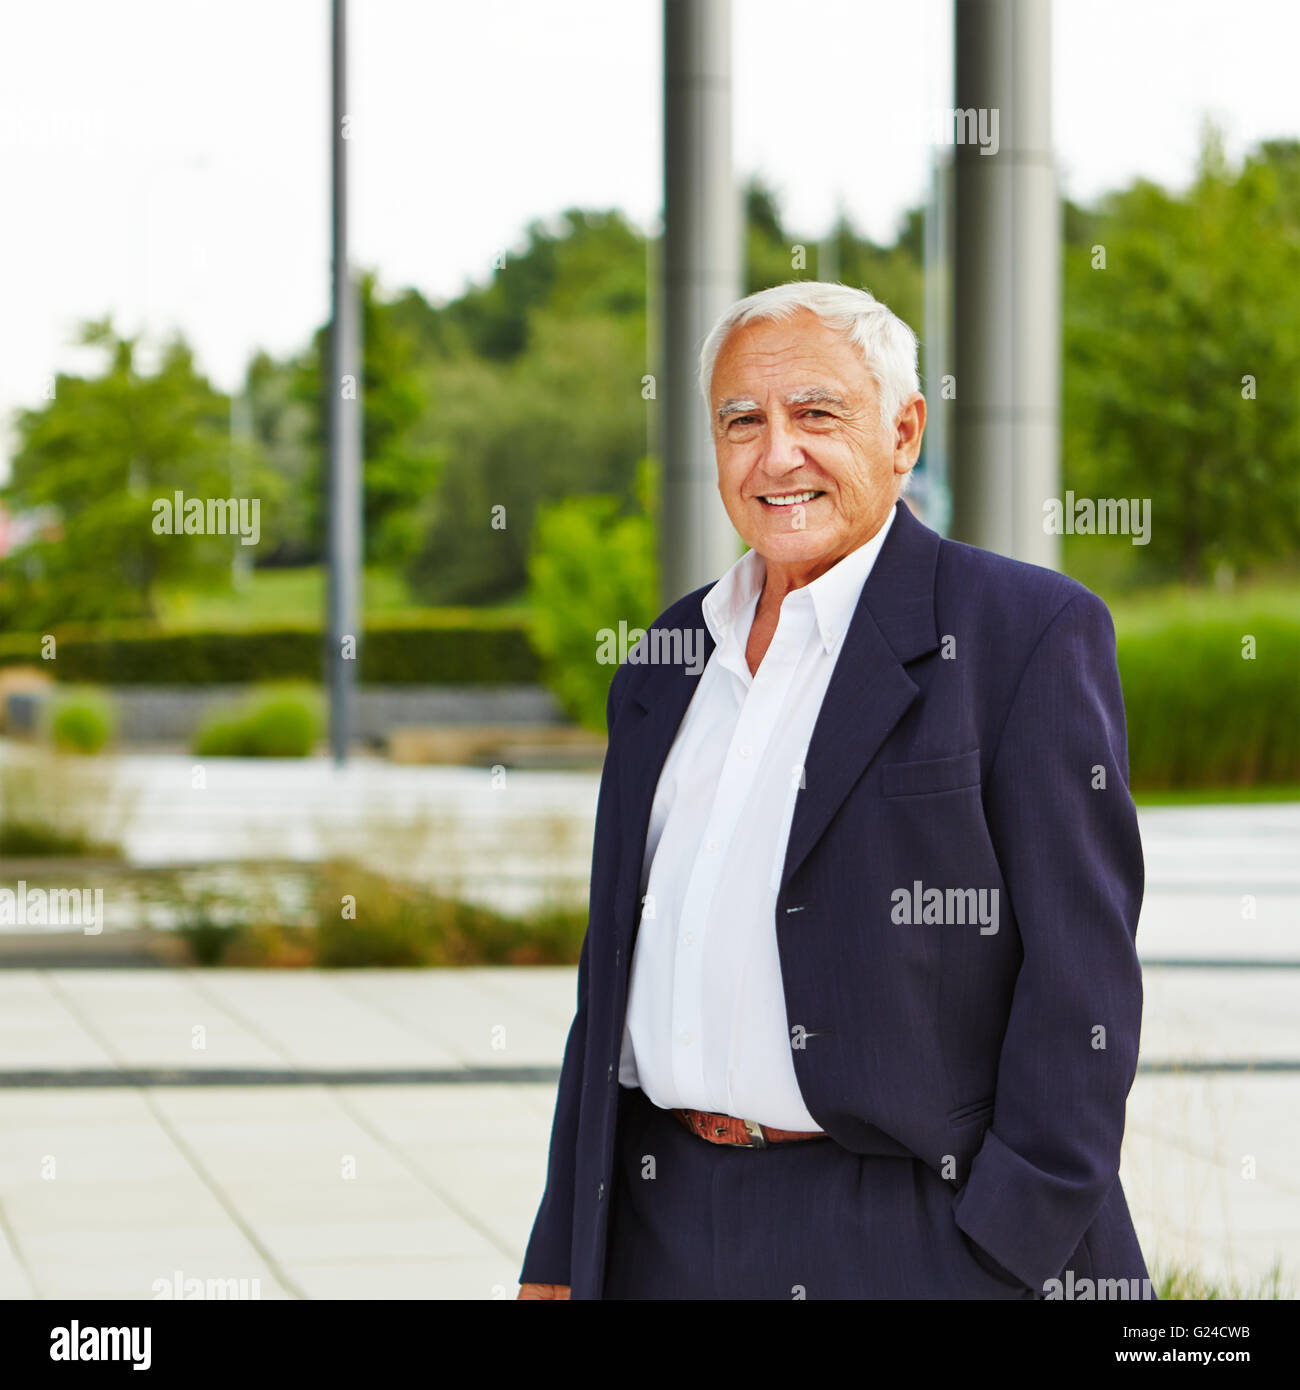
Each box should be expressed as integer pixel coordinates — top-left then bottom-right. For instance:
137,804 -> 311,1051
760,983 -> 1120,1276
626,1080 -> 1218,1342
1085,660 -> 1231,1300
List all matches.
521,498 -> 1146,1298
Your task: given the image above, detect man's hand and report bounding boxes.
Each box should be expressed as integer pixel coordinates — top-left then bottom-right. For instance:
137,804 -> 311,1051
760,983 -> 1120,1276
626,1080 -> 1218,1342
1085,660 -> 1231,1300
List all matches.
517,1282 -> 571,1300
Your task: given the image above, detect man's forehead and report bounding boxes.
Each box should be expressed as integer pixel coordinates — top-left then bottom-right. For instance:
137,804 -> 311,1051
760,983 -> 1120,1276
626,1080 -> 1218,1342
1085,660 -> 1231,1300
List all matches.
712,317 -> 870,400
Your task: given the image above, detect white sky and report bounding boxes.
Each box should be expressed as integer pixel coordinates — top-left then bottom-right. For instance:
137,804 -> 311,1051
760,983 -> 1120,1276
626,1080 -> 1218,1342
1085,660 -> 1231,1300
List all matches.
1,0 -> 1296,473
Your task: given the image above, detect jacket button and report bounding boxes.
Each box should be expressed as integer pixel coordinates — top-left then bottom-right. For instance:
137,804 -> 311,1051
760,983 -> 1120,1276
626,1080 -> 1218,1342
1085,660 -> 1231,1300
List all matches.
607,1063 -> 614,1080
597,1181 -> 605,1201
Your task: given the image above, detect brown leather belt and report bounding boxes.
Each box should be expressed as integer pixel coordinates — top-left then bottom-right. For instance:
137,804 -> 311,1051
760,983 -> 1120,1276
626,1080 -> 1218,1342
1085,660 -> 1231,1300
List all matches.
671,1106 -> 827,1148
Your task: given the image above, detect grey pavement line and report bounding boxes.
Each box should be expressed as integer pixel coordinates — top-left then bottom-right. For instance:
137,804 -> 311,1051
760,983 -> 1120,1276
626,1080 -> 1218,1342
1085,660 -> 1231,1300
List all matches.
1143,883 -> 1300,894
1141,959 -> 1300,969
1138,1061 -> 1300,1073
3,1060 -> 1300,1088
0,1067 -> 563,1087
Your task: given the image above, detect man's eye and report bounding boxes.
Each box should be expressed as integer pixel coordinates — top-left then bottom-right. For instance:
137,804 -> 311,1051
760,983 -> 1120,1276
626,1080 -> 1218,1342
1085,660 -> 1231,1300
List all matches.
730,415 -> 759,426
804,409 -> 831,419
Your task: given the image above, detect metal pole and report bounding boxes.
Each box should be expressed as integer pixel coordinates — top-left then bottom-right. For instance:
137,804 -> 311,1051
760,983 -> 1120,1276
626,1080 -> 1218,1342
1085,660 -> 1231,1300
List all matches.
326,0 -> 363,764
950,0 -> 1060,566
922,149 -> 953,536
660,0 -> 742,608
229,387 -> 253,590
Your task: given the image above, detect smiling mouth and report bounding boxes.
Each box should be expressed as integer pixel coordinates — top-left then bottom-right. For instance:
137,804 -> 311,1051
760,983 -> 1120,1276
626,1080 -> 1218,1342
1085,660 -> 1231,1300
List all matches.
758,490 -> 825,507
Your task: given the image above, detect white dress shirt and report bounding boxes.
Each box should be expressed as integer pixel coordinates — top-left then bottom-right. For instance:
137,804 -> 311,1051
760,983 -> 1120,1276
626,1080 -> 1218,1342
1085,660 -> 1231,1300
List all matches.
617,506 -> 897,1130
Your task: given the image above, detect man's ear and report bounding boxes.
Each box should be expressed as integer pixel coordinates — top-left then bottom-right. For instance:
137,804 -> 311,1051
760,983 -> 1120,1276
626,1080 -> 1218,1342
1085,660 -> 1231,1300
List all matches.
893,393 -> 926,472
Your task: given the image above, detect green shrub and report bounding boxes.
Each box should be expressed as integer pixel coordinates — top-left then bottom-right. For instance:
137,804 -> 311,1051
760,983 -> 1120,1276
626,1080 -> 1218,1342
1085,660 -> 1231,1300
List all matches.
193,685 -> 323,758
243,691 -> 322,757
0,820 -> 119,858
313,861 -> 585,967
47,689 -> 116,753
0,756 -> 127,857
527,463 -> 659,731
177,918 -> 241,966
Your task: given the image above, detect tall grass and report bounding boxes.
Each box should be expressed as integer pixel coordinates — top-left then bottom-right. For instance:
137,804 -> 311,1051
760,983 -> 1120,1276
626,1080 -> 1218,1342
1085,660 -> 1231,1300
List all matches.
0,751 -> 132,858
1118,614 -> 1299,789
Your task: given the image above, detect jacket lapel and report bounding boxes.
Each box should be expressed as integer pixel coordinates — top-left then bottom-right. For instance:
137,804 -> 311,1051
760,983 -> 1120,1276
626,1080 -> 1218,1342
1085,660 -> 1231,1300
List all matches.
779,501 -> 941,890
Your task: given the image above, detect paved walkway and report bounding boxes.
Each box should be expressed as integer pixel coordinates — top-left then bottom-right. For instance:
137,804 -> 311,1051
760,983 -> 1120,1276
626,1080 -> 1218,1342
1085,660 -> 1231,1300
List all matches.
0,802 -> 1295,1299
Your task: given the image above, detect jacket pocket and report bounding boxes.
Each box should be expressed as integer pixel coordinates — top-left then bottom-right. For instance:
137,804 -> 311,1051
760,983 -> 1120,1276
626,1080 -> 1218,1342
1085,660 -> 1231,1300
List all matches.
881,749 -> 981,798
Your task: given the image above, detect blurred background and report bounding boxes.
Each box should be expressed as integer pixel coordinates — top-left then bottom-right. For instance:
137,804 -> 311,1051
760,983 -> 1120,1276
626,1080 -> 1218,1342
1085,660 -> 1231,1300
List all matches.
0,0 -> 1295,1302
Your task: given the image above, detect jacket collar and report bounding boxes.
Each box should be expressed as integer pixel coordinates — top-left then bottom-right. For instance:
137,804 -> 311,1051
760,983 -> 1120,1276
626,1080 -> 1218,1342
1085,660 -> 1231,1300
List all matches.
630,498 -> 940,716
701,503 -> 899,662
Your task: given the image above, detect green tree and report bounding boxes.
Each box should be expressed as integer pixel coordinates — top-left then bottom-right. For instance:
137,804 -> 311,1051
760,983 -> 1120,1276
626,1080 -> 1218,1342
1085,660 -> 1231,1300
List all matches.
1064,126 -> 1300,581
406,308 -> 647,604
2,320 -> 268,624
283,270 -> 444,569
527,460 -> 658,730
742,176 -> 924,332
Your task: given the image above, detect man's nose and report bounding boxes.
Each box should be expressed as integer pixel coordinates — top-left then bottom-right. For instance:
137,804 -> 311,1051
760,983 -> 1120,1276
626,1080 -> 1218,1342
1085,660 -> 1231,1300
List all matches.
758,413 -> 803,473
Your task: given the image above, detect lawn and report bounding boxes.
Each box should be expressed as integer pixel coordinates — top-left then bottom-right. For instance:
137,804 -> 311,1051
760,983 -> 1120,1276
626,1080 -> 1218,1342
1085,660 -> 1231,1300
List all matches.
1106,578 -> 1298,635
156,565 -> 528,629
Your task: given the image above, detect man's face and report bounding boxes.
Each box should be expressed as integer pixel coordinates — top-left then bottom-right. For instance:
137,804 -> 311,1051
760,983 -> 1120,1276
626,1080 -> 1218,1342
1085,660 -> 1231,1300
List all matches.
710,309 -> 924,572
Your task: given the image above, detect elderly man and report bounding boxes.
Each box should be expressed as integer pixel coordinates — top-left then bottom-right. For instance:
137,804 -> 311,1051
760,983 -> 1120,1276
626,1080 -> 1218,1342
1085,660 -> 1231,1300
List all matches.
517,281 -> 1151,1300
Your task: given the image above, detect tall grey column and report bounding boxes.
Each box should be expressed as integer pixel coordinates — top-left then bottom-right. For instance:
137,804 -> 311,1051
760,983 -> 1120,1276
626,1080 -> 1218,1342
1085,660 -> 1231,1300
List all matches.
660,0 -> 742,608
950,0 -> 1060,567
326,0 -> 363,764
922,149 -> 953,537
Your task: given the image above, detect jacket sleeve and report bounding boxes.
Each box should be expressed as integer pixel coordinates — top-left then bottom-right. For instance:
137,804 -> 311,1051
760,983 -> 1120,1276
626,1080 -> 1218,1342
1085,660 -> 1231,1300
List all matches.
518,930 -> 591,1285
951,590 -> 1145,1293
518,665 -> 627,1286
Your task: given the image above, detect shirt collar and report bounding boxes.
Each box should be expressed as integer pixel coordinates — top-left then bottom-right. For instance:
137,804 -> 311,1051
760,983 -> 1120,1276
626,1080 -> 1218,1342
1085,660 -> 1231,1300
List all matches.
702,503 -> 898,657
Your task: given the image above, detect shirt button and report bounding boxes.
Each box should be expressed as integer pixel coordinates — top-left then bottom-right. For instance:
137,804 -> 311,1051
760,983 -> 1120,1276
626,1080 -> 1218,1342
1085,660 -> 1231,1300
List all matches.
738,743 -> 753,758
706,841 -> 719,855
683,931 -> 696,946
679,1030 -> 693,1046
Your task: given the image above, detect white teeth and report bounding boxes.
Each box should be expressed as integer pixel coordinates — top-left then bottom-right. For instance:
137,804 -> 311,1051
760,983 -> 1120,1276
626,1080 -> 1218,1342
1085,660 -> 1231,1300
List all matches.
760,491 -> 819,505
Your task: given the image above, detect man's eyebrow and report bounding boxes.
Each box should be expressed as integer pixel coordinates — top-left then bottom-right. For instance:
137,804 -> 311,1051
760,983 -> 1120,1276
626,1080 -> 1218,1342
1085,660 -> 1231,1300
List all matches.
715,397 -> 759,423
784,387 -> 848,410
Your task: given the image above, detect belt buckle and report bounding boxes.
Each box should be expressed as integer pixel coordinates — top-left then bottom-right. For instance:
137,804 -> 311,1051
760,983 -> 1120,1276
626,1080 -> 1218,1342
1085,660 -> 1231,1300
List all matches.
742,1118 -> 768,1149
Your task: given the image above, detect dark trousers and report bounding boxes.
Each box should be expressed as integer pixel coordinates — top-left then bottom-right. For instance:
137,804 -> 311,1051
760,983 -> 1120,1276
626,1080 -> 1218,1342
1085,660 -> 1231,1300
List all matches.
601,1084 -> 1042,1300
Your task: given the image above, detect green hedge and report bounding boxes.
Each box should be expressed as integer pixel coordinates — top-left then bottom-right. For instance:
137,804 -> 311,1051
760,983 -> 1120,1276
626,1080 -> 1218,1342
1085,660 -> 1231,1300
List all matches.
0,613 -> 540,686
1,607 -> 1294,792
194,685 -> 323,757
1117,615 -> 1300,789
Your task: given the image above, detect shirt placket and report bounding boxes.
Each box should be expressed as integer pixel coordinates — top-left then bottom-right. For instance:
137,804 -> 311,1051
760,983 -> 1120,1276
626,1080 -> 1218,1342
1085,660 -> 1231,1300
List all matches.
669,596 -> 814,1102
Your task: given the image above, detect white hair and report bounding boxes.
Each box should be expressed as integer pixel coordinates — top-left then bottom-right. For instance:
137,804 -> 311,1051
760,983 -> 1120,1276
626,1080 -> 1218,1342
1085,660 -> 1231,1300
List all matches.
697,280 -> 920,435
